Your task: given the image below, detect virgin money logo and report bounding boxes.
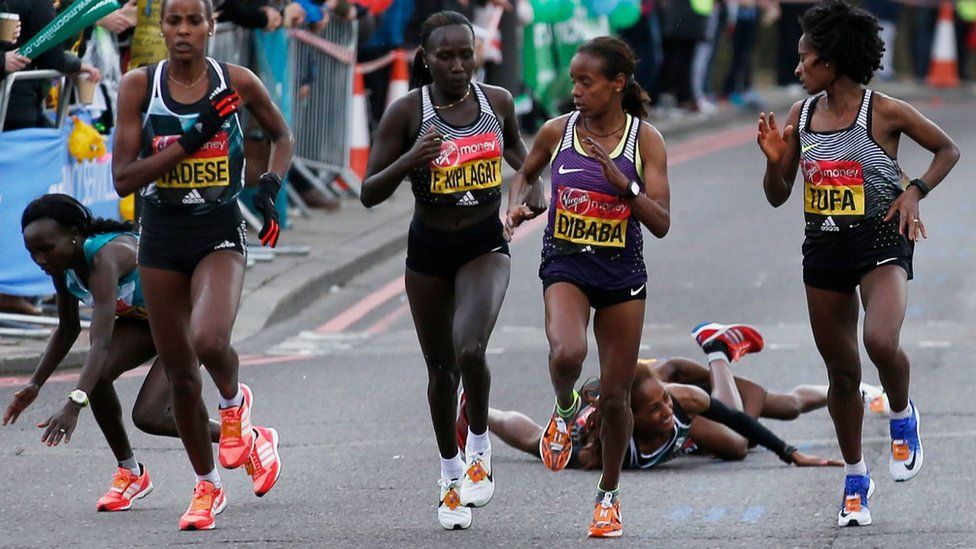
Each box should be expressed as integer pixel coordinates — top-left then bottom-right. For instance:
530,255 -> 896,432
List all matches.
560,188 -> 591,215
433,141 -> 460,168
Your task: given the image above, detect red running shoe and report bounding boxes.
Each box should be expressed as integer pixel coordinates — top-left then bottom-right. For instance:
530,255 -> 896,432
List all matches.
244,426 -> 282,497
692,322 -> 765,363
178,480 -> 227,531
456,390 -> 469,453
218,383 -> 255,469
96,465 -> 153,512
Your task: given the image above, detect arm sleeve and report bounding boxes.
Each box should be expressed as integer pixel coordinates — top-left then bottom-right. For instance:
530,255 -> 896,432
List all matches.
700,398 -> 797,464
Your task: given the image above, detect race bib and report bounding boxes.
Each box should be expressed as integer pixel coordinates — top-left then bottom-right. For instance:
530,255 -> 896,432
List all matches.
429,133 -> 502,195
553,187 -> 629,248
153,132 -> 231,189
802,159 -> 865,217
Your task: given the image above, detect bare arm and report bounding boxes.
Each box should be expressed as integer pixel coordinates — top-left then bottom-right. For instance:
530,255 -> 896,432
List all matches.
503,116 -> 564,239
360,93 -> 441,208
757,101 -> 803,207
877,94 -> 961,241
630,122 -> 671,238
112,69 -> 191,197
231,65 -> 293,178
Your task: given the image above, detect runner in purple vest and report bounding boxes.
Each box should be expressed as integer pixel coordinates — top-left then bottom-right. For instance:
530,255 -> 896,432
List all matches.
506,36 -> 671,538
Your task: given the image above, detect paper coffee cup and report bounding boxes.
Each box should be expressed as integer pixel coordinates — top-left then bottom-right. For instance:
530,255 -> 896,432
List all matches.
0,13 -> 19,43
76,75 -> 96,105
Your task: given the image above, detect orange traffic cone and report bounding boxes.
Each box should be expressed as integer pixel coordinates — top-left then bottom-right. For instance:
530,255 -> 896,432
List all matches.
926,1 -> 960,88
386,50 -> 410,108
348,67 -> 370,183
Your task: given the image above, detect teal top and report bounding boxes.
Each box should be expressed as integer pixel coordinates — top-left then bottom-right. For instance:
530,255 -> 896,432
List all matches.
64,232 -> 147,320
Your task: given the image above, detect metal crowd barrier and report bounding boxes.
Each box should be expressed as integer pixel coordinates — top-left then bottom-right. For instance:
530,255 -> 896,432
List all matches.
0,70 -> 73,133
207,22 -> 255,67
288,19 -> 359,198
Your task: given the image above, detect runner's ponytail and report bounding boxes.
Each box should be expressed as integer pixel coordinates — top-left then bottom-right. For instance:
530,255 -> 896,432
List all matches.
621,78 -> 649,120
577,36 -> 648,120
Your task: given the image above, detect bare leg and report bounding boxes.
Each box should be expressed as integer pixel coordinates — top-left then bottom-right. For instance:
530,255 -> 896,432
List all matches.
132,358 -> 220,442
544,283 -> 591,412
806,285 -> 863,466
859,266 -> 910,414
190,252 -> 246,401
487,408 -> 544,458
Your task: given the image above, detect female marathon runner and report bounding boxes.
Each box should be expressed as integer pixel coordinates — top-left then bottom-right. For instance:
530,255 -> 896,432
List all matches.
458,323 -> 870,470
360,11 -> 540,530
505,36 -> 670,537
756,0 -> 959,527
4,194 -> 280,512
112,0 -> 292,531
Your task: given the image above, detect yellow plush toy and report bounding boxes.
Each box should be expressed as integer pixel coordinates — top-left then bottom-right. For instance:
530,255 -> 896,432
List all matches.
68,116 -> 107,161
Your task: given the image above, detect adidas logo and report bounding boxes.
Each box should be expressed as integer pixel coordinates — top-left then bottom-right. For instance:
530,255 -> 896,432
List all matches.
820,216 -> 840,232
213,240 -> 236,250
194,122 -> 203,133
182,189 -> 205,204
457,192 -> 479,206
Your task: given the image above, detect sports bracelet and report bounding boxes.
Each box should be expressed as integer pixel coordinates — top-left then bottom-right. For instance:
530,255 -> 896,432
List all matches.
908,178 -> 930,198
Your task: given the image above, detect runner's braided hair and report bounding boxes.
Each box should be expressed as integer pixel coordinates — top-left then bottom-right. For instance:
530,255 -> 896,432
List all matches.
576,36 -> 649,120
801,0 -> 884,85
21,194 -> 134,236
409,11 -> 476,89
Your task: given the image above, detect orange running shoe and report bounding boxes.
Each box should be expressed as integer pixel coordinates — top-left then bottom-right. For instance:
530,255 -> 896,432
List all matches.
218,383 -> 255,469
587,492 -> 622,538
244,426 -> 281,497
96,465 -> 153,512
540,412 -> 573,472
178,480 -> 227,531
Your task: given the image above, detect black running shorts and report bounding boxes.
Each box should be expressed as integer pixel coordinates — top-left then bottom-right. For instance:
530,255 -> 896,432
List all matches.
406,214 -> 510,279
542,276 -> 647,310
138,204 -> 247,276
802,220 -> 914,293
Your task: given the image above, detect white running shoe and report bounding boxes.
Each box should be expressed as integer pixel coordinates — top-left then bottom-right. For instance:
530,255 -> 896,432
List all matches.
437,477 -> 472,530
859,382 -> 889,416
460,446 -> 493,508
837,474 -> 875,527
889,401 -> 924,482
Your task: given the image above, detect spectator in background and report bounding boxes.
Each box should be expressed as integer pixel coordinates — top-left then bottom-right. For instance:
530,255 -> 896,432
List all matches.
862,0 -> 900,81
617,0 -> 662,105
722,0 -> 773,108
216,0 -> 285,30
0,0 -> 99,131
776,0 -> 817,89
359,0 -> 414,128
655,0 -> 708,111
691,0 -> 723,114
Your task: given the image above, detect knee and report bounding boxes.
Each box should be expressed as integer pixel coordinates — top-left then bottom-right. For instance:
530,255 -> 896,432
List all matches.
131,400 -> 167,434
191,330 -> 230,365
722,440 -> 749,461
863,329 -> 900,363
826,368 -> 861,394
597,388 -> 630,419
165,368 -> 202,397
549,343 -> 586,374
455,340 -> 487,371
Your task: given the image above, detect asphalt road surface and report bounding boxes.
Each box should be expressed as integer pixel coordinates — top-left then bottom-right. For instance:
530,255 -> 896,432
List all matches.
2,96 -> 974,548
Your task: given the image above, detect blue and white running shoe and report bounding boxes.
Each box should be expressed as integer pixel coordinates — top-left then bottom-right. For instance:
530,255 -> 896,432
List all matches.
837,473 -> 875,527
889,400 -> 924,482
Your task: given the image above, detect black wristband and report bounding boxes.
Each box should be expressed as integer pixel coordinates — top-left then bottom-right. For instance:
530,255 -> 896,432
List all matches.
908,178 -> 930,198
259,172 -> 282,192
780,444 -> 797,464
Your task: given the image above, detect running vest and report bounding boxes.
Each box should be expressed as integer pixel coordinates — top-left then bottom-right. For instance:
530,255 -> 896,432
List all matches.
139,58 -> 245,214
798,89 -> 905,238
409,84 -> 504,207
623,394 -> 694,470
65,232 -> 146,320
540,111 -> 646,288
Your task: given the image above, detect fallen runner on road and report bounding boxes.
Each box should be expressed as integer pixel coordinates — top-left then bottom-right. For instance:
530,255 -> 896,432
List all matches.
459,324 -> 887,474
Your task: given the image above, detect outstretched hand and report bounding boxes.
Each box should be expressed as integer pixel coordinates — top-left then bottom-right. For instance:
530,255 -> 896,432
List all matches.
3,384 -> 39,426
757,112 -> 793,165
792,450 -> 844,467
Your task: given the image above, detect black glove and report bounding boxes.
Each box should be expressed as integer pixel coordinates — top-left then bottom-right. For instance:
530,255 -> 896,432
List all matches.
177,88 -> 241,154
253,172 -> 281,248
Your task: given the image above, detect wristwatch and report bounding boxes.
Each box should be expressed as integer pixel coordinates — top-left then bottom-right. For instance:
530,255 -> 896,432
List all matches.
67,389 -> 89,408
620,180 -> 641,200
908,178 -> 930,198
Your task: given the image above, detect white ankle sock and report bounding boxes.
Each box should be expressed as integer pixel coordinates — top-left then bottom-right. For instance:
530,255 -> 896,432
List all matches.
466,428 -> 490,454
219,385 -> 243,409
195,468 -> 222,489
890,402 -> 912,420
440,452 -> 465,480
119,456 -> 140,475
844,458 -> 867,476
